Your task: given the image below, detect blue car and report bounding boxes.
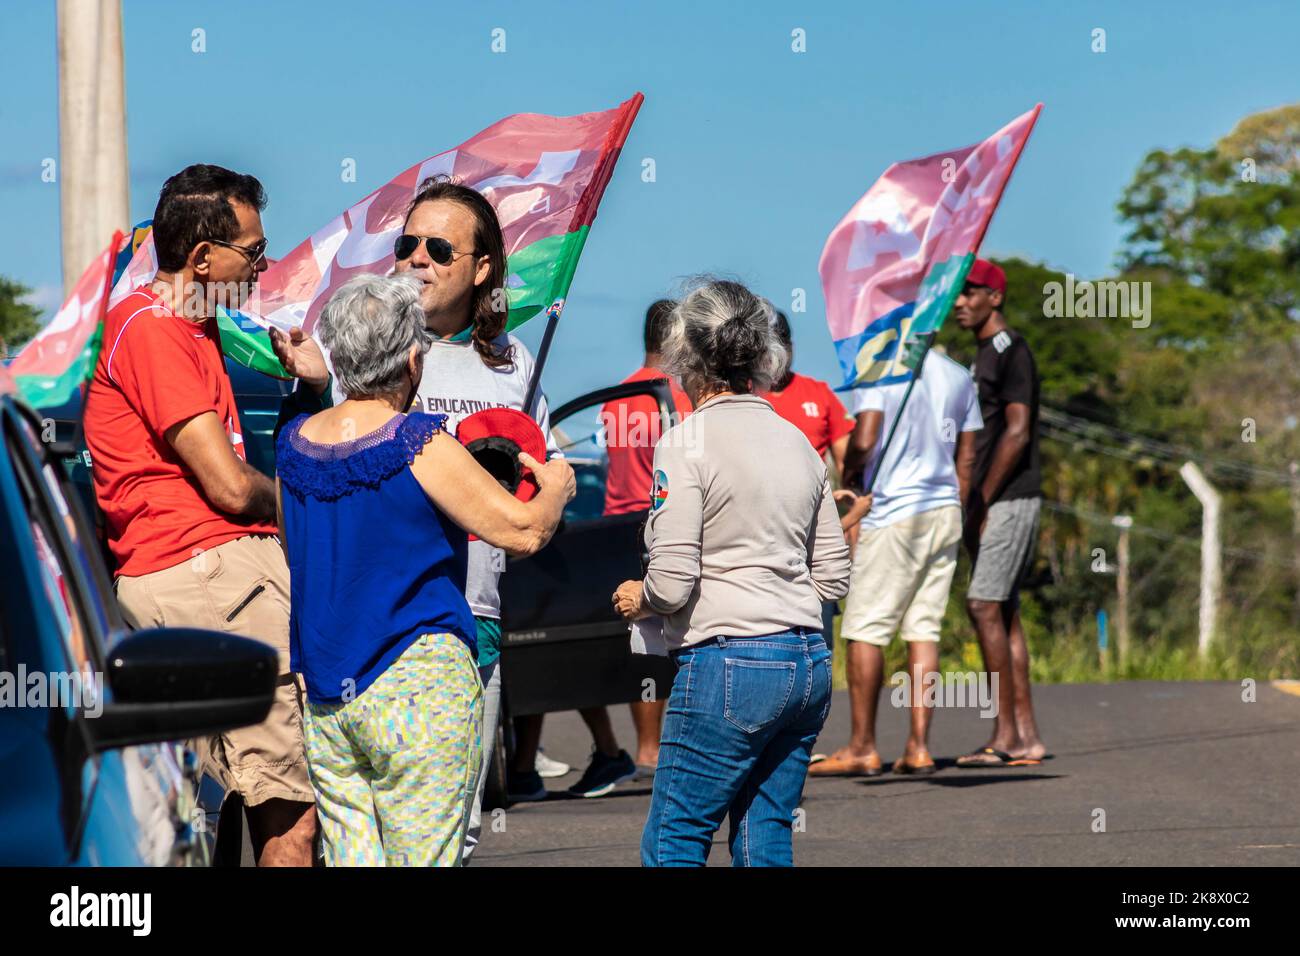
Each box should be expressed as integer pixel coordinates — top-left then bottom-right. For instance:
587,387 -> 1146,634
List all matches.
0,377 -> 278,866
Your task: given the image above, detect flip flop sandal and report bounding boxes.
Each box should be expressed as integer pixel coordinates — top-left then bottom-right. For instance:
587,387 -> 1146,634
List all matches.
808,754 -> 883,777
1006,756 -> 1043,766
955,746 -> 1014,768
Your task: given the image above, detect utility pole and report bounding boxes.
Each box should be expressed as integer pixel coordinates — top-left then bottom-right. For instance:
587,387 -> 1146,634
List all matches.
1179,462 -> 1221,657
57,0 -> 130,293
1112,514 -> 1132,666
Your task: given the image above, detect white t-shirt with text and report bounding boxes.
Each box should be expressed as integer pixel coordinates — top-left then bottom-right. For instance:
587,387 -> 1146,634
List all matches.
325,332 -> 558,619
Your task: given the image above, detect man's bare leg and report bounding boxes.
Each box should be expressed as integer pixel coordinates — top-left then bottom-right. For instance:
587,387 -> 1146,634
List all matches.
903,641 -> 940,761
964,598 -> 1022,760
512,713 -> 543,773
577,706 -> 621,758
821,639 -> 885,768
1006,605 -> 1046,760
247,799 -> 316,867
628,699 -> 666,767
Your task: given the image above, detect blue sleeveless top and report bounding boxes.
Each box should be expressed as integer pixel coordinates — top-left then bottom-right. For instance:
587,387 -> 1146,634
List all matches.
276,412 -> 477,705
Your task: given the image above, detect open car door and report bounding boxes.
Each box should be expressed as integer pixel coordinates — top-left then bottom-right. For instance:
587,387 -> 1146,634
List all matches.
498,378 -> 682,716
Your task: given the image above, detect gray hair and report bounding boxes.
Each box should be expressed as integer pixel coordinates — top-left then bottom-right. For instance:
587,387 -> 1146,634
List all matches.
318,274 -> 430,398
659,277 -> 789,394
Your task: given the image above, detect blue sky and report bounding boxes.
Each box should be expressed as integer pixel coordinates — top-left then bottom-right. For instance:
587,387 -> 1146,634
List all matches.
3,0 -> 1298,399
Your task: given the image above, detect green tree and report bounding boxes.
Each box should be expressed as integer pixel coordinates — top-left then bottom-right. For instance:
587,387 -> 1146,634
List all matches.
0,276 -> 43,358
1116,107 -> 1300,317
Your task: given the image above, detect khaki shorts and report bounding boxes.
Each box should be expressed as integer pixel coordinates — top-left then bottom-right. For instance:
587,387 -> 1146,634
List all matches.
115,534 -> 313,807
840,505 -> 962,647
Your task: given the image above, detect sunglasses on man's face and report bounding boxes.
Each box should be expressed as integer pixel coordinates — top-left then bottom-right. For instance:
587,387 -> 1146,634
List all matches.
211,236 -> 269,267
393,234 -> 477,266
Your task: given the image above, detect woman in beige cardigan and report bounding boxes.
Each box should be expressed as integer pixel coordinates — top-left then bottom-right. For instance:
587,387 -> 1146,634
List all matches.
613,278 -> 850,867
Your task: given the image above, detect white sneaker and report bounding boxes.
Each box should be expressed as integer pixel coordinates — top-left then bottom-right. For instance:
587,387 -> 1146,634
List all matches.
535,749 -> 571,778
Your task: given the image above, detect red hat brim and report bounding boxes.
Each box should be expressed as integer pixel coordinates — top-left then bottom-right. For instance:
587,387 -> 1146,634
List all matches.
456,407 -> 548,504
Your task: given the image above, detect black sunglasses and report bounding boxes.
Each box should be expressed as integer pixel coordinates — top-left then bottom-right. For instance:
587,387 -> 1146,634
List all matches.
211,236 -> 269,266
394,234 -> 477,265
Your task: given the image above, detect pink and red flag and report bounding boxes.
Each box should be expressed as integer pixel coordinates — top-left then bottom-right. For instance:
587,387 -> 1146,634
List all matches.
11,232 -> 125,409
251,93 -> 643,339
820,104 -> 1041,389
104,94 -> 643,378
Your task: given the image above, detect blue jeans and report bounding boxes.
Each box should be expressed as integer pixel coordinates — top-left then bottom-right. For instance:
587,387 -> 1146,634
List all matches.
641,630 -> 832,867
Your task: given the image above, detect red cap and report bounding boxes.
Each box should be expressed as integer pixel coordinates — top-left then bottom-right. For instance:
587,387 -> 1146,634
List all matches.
966,258 -> 1006,294
456,407 -> 548,504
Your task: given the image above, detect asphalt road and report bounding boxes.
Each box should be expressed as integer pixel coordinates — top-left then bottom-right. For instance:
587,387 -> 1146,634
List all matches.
471,679 -> 1300,866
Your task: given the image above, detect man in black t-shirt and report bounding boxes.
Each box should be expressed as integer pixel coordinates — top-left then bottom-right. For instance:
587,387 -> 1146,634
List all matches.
952,259 -> 1048,768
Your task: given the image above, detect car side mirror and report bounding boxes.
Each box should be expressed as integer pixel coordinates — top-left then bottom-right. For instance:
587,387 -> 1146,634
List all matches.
87,627 -> 278,753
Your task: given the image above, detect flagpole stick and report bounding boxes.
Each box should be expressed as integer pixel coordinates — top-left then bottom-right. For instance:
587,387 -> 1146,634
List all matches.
523,302 -> 562,417
863,331 -> 937,494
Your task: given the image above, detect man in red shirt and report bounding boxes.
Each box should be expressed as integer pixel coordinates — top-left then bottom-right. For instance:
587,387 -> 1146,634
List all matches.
506,302 -> 692,787
602,299 -> 693,516
517,300 -> 693,781
762,311 -> 854,476
597,299 -> 693,772
83,164 -> 316,866
761,310 -> 855,641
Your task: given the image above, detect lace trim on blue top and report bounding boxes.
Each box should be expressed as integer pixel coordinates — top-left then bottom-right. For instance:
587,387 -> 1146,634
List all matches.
277,412 -> 448,502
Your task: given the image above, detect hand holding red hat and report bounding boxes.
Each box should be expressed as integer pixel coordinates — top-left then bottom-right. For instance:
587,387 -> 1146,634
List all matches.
520,451 -> 576,505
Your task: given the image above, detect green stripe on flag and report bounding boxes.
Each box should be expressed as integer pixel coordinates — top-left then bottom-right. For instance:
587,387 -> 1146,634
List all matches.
911,252 -> 975,337
15,325 -> 103,411
503,226 -> 589,331
217,306 -> 291,379
900,252 -> 975,370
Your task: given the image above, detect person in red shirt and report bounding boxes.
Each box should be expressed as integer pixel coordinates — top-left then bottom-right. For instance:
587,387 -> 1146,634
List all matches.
762,311 -> 854,476
83,164 -> 316,866
761,310 -> 855,641
512,301 -> 693,782
602,299 -> 693,516
596,299 -> 693,773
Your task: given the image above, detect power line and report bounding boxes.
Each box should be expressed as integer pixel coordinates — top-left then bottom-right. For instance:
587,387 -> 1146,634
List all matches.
1042,499 -> 1293,568
1040,405 -> 1292,486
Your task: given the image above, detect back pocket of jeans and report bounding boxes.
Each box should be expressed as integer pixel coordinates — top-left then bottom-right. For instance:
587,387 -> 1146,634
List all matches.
723,659 -> 797,733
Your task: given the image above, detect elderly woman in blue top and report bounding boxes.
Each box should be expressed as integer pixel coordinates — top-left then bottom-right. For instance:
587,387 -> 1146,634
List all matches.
613,278 -> 851,867
275,273 -> 574,866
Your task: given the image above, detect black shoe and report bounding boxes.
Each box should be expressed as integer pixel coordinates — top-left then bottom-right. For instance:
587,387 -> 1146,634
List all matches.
507,768 -> 548,803
567,749 -> 637,798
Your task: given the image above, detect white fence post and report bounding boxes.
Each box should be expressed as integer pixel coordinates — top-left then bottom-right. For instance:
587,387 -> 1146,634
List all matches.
1179,462 -> 1221,657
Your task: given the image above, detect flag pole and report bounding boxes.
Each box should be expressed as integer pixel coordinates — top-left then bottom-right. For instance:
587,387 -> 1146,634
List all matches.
863,331 -> 936,494
523,297 -> 568,416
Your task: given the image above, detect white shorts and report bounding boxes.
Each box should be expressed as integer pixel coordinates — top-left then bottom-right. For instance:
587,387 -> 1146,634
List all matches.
840,505 -> 962,647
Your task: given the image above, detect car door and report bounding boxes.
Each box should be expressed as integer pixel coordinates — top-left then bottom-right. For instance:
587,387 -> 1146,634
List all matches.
0,399 -> 191,865
498,378 -> 682,716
